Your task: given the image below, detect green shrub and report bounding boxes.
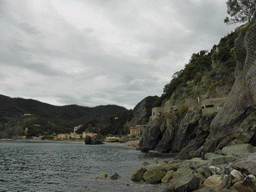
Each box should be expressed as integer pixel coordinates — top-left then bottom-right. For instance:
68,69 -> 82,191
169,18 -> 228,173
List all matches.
175,104 -> 189,117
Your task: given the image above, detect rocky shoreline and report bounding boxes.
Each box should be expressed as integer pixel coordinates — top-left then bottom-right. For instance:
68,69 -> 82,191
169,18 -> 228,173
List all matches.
129,144 -> 256,191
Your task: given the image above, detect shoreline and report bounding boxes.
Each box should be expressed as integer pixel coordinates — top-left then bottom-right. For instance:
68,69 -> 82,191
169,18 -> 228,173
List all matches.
0,138 -> 141,147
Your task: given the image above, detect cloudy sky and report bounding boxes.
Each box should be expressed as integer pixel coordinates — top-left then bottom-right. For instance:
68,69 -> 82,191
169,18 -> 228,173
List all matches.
0,0 -> 238,109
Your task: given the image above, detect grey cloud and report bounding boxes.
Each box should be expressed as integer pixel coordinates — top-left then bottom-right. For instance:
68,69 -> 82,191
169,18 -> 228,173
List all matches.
18,23 -> 40,35
0,0 -> 239,109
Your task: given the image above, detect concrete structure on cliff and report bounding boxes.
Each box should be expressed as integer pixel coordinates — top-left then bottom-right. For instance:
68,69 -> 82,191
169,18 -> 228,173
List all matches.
201,98 -> 227,116
150,97 -> 227,120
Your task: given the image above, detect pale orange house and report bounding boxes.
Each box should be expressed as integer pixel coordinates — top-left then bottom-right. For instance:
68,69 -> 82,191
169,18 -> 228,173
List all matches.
130,125 -> 146,136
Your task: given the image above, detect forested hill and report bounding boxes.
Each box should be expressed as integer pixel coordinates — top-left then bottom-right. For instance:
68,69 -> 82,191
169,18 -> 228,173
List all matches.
0,94 -> 128,122
0,94 -> 127,138
0,94 -> 127,121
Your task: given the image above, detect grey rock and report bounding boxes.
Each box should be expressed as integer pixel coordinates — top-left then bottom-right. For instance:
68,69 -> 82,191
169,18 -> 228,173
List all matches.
142,167 -> 166,184
222,144 -> 253,156
209,155 -> 236,165
94,173 -> 108,179
151,158 -> 158,164
129,167 -> 147,181
161,170 -> 174,183
141,161 -> 150,166
109,173 -> 121,180
233,153 -> 256,175
84,136 -> 103,145
203,175 -> 232,190
163,174 -> 200,192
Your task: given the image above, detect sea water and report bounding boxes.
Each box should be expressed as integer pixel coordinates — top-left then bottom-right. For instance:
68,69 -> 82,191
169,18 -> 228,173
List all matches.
0,141 -> 175,192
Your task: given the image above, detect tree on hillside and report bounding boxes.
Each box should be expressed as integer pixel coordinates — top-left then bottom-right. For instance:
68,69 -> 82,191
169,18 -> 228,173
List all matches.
224,0 -> 256,24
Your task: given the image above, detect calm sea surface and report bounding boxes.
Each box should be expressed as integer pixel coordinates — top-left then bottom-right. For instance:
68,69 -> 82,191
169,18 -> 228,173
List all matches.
0,141 -> 175,192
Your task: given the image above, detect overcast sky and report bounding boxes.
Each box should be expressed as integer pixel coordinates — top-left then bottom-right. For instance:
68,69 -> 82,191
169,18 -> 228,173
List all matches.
0,0 -> 238,109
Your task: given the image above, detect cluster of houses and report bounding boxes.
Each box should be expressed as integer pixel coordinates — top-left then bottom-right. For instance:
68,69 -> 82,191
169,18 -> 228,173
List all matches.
55,125 -> 97,140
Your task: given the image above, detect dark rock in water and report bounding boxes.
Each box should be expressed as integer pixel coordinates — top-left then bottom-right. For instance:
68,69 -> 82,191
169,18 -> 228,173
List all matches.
130,167 -> 147,181
94,173 -> 108,179
141,148 -> 149,153
110,173 -> 121,180
84,136 -> 103,145
163,174 -> 200,192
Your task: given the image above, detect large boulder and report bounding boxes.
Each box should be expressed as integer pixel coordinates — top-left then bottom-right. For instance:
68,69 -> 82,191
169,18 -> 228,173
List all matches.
203,175 -> 232,190
209,155 -> 236,165
129,167 -> 147,181
222,144 -> 253,156
160,162 -> 179,172
142,167 -> 166,184
173,168 -> 194,179
231,175 -> 256,192
161,170 -> 174,183
84,136 -> 103,145
233,153 -> 256,175
163,174 -> 200,192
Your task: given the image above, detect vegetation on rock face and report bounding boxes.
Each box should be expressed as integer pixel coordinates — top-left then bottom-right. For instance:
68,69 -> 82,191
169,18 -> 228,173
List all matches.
153,27 -> 242,109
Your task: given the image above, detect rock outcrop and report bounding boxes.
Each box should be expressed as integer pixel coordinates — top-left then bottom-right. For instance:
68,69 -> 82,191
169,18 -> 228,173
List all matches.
84,136 -> 103,145
139,20 -> 256,158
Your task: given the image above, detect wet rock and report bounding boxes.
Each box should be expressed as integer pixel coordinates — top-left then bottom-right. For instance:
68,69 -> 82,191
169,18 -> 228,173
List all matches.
94,173 -> 108,179
84,136 -> 103,145
222,144 -> 253,156
141,161 -> 150,166
142,167 -> 166,184
203,174 -> 232,190
151,158 -> 158,164
129,167 -> 147,181
110,173 -> 121,180
161,170 -> 174,183
163,174 -> 200,192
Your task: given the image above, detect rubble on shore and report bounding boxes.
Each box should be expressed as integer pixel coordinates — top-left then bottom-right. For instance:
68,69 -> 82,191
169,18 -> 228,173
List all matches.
130,144 -> 256,192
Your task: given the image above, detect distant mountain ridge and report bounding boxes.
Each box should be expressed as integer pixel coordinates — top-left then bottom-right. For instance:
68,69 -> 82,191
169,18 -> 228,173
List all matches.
0,94 -> 127,121
0,94 -> 127,138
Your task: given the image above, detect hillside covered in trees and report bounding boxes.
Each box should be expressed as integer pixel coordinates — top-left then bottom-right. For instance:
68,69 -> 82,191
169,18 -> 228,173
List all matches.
0,94 -> 127,138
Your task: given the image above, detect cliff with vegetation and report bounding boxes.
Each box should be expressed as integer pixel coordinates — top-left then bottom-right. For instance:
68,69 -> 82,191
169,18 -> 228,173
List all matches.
139,21 -> 256,159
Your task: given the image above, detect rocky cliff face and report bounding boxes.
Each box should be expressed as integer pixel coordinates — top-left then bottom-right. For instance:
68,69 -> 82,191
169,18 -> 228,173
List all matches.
139,21 -> 256,159
124,96 -> 159,128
